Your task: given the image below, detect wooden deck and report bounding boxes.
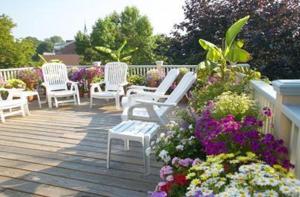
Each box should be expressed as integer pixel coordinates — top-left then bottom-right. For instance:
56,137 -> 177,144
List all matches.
0,99 -> 161,197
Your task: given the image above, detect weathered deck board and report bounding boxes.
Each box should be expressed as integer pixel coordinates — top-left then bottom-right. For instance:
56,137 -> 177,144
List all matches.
0,100 -> 160,196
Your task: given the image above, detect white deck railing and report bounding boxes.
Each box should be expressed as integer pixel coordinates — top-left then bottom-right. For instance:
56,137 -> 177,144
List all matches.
0,67 -> 33,81
251,80 -> 300,178
0,65 -> 198,81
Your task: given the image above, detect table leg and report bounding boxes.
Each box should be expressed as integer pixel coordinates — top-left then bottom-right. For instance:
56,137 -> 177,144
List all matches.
143,136 -> 150,175
107,135 -> 112,169
36,93 -> 42,108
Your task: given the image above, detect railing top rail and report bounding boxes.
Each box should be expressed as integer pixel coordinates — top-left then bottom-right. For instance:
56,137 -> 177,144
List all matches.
250,80 -> 276,104
282,105 -> 300,128
0,67 -> 33,71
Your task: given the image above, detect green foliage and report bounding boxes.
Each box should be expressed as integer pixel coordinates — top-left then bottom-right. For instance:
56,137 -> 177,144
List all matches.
199,16 -> 251,79
153,122 -> 205,163
4,79 -> 26,89
128,75 -> 145,85
0,15 -> 36,68
173,0 -> 300,79
191,81 -> 245,113
95,40 -> 138,63
212,91 -> 258,121
76,6 -> 157,64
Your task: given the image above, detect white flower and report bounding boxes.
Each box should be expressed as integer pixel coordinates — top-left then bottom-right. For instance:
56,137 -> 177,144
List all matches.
160,133 -> 165,138
159,150 -> 171,163
176,144 -> 184,151
150,141 -> 155,146
188,124 -> 193,129
166,175 -> 174,182
279,185 -> 292,195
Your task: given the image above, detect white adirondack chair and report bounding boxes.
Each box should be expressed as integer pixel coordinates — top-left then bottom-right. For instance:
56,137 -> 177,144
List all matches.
0,88 -> 29,123
122,72 -> 196,125
90,62 -> 128,109
42,63 -> 80,108
121,69 -> 180,108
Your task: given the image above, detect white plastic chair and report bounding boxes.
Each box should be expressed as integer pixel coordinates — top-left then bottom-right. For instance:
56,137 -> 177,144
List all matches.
122,72 -> 196,125
42,63 -> 80,108
0,88 -> 29,123
122,69 -> 180,108
90,62 -> 128,109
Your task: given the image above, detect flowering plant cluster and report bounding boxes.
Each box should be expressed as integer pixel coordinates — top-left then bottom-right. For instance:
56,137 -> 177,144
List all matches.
153,121 -> 205,164
146,69 -> 165,86
186,152 -> 300,196
195,102 -> 293,169
151,157 -> 199,197
211,91 -> 258,121
68,66 -> 104,94
17,69 -> 42,90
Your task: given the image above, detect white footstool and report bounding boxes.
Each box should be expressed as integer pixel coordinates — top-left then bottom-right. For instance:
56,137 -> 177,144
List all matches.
107,120 -> 159,174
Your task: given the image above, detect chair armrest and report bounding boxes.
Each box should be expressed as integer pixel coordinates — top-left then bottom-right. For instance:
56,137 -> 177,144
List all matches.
129,85 -> 157,91
135,99 -> 176,107
90,81 -> 105,94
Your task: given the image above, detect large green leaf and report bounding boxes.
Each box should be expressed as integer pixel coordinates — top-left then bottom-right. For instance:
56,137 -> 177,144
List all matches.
226,41 -> 252,63
199,39 -> 223,62
225,15 -> 250,55
95,46 -> 112,54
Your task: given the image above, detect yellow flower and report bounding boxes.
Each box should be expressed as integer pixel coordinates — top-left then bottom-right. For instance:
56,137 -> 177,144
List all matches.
191,179 -> 201,186
187,172 -> 196,180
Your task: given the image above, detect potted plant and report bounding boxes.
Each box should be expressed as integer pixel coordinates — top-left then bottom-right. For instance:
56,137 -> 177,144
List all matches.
146,69 -> 165,87
18,69 -> 41,101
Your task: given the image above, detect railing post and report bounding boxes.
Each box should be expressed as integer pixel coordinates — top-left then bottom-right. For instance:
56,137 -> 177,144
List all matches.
272,80 -> 300,145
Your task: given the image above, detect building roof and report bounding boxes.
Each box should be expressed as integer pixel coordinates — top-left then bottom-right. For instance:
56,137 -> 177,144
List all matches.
43,54 -> 80,65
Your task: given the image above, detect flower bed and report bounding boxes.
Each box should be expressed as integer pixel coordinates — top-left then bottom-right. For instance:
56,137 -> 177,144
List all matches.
150,16 -> 300,197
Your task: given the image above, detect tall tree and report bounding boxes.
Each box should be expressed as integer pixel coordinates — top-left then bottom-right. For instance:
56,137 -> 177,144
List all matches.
0,15 -> 36,68
83,6 -> 156,64
173,0 -> 300,79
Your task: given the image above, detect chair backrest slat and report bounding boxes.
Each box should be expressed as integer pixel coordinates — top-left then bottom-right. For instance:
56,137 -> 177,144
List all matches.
104,62 -> 128,91
155,69 -> 180,95
159,72 -> 196,114
42,63 -> 69,91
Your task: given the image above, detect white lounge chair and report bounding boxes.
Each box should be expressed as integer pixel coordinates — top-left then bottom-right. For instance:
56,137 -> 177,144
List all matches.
122,72 -> 196,125
0,88 -> 29,123
122,69 -> 180,108
42,63 -> 80,108
90,62 -> 128,109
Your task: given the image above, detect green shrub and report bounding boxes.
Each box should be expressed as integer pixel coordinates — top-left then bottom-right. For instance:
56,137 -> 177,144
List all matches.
128,75 -> 146,85
4,79 -> 26,89
212,91 -> 258,121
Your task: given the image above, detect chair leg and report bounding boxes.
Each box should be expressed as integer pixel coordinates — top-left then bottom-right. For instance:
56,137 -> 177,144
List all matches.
37,94 -> 42,108
73,94 -> 77,105
124,139 -> 130,150
48,96 -> 52,108
25,104 -> 30,115
54,97 -> 58,108
0,110 -> 5,123
77,94 -> 81,105
107,135 -> 112,169
90,97 -> 93,108
21,105 -> 26,117
115,96 -> 121,110
143,137 -> 151,175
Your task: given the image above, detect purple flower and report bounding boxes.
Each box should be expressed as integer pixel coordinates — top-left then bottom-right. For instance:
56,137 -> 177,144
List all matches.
159,165 -> 173,179
178,158 -> 193,167
150,191 -> 167,197
171,157 -> 179,165
262,107 -> 272,117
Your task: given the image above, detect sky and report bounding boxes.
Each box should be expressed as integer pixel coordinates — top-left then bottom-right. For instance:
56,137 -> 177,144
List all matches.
0,0 -> 186,40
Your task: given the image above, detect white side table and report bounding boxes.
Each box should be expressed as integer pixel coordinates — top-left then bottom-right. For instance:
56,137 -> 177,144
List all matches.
107,120 -> 160,174
12,90 -> 41,109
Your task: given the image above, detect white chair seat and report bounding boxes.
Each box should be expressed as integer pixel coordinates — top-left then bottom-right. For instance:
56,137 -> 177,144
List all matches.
122,105 -> 161,120
0,99 -> 24,108
92,91 -> 121,98
49,90 -> 76,97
